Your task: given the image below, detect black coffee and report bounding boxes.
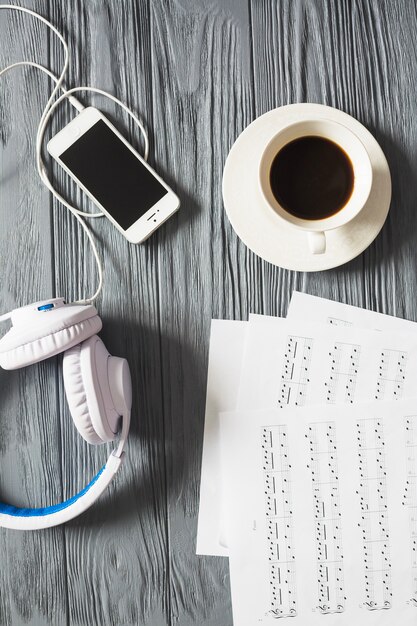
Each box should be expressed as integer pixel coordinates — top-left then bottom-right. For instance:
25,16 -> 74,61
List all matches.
269,136 -> 354,220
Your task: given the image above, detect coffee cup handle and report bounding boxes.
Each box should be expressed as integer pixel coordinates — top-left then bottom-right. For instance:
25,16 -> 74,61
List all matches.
308,231 -> 326,254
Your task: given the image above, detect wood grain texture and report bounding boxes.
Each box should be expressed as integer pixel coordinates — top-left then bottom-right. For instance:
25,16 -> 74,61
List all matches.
1,0 -> 417,624
147,1 -> 253,624
49,1 -> 170,625
0,2 -> 68,625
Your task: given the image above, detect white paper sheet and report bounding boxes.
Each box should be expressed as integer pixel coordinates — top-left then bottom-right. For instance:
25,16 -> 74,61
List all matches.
238,315 -> 417,410
221,400 -> 417,625
196,319 -> 247,556
288,291 -> 417,331
199,310 -> 417,557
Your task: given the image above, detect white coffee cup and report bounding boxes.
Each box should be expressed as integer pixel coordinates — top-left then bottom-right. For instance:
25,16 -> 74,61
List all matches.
259,119 -> 373,254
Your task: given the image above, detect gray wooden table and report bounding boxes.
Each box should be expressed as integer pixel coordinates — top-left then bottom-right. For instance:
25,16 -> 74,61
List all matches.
0,0 -> 416,624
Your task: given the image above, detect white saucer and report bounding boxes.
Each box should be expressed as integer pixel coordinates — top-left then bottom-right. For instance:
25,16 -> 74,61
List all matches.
222,104 -> 391,272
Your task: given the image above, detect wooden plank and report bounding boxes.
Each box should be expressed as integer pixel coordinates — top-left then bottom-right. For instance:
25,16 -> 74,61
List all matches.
0,2 -> 68,625
148,1 -> 254,624
47,0 -> 170,624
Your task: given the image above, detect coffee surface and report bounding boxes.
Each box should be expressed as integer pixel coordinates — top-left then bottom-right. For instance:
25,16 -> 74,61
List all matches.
269,136 -> 354,220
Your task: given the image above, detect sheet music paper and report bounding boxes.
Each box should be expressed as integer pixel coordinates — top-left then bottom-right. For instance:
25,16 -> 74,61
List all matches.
220,401 -> 416,625
196,319 -> 247,556
287,292 -> 417,331
198,310 -> 417,557
238,315 -> 417,410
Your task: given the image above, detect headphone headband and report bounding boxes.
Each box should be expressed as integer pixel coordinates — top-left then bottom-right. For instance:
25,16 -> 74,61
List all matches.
0,300 -> 132,530
0,449 -> 124,530
0,406 -> 130,530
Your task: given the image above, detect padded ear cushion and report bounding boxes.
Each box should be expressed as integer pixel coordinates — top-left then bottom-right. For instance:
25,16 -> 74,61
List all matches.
0,305 -> 102,370
63,342 -> 104,445
63,335 -> 120,445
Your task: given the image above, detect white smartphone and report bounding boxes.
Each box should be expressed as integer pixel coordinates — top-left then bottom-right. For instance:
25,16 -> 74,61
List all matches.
47,107 -> 180,243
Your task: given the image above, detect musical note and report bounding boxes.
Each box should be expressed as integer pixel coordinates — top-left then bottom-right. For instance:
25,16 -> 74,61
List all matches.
324,342 -> 360,404
356,418 -> 392,610
261,426 -> 297,617
306,421 -> 346,614
327,317 -> 353,327
278,336 -> 313,408
375,350 -> 407,400
403,415 -> 417,606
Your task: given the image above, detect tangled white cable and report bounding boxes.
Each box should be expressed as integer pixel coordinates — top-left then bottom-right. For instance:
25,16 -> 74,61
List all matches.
0,4 -> 149,303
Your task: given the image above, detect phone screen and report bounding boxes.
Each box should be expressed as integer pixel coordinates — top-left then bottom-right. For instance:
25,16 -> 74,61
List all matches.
59,120 -> 168,230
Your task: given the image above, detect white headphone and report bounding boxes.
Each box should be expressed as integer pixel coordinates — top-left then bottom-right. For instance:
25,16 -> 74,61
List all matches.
0,6 -> 147,529
0,298 -> 131,530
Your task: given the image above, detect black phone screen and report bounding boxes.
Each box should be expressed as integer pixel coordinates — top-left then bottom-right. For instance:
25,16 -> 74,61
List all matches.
60,119 -> 168,230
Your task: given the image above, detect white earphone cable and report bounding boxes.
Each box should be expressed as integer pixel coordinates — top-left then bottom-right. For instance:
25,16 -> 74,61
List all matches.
0,5 -> 149,304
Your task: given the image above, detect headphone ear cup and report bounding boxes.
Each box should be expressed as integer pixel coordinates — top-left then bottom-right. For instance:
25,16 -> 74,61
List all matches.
63,335 -> 122,444
0,303 -> 101,370
63,342 -> 103,444
108,356 -> 132,415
